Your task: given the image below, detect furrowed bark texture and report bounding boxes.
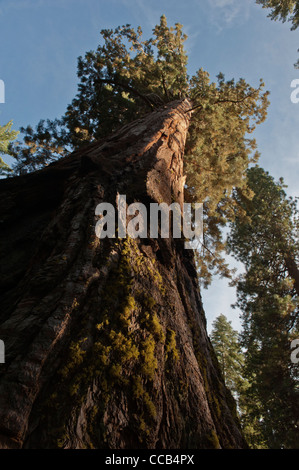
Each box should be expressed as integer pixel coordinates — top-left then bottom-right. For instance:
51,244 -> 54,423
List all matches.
0,99 -> 246,449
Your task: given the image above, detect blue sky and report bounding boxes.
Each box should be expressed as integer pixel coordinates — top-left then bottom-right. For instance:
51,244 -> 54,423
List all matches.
0,0 -> 298,332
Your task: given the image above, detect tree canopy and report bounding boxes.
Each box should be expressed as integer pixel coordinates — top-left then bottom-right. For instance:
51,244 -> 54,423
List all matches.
7,15 -> 269,284
256,0 -> 299,29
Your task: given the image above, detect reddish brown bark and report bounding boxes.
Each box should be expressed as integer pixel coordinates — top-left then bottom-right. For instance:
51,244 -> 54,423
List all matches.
0,100 -> 246,449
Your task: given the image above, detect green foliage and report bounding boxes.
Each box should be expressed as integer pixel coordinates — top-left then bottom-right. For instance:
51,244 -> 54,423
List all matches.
210,314 -> 245,396
10,119 -> 68,175
186,70 -> 268,285
256,0 -> 299,30
228,166 -> 299,448
10,15 -> 189,173
0,120 -> 19,175
210,314 -> 265,447
186,72 -> 267,212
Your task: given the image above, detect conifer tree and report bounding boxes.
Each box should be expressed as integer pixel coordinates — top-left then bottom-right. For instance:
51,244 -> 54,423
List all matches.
210,314 -> 265,447
9,15 -> 269,284
0,91 -> 248,451
210,314 -> 245,396
228,165 -> 299,448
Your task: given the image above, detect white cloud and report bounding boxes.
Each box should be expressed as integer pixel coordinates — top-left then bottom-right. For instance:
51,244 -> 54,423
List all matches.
206,0 -> 252,32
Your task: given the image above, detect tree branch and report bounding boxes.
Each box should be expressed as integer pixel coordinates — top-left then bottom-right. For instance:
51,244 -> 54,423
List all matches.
98,77 -> 154,110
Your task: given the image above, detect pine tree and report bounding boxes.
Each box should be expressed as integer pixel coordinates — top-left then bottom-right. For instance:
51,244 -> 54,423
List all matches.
228,165 -> 299,448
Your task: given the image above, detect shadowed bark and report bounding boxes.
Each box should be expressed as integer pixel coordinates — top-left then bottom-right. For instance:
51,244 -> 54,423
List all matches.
0,99 -> 246,449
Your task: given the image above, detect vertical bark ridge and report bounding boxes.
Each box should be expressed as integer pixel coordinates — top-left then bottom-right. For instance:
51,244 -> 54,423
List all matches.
0,99 -> 246,449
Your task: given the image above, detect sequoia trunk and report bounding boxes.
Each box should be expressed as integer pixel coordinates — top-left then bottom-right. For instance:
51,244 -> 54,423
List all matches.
0,99 -> 246,449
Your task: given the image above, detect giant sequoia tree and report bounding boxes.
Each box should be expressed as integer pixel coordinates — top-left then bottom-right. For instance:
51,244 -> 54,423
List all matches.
9,16 -> 269,284
0,16 -> 269,449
